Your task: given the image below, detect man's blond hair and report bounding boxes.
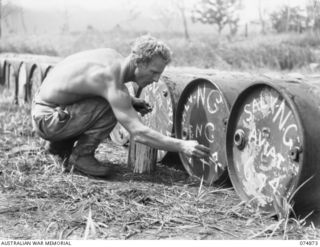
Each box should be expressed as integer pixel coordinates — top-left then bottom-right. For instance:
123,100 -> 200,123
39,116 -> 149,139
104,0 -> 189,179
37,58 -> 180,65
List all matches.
131,35 -> 172,65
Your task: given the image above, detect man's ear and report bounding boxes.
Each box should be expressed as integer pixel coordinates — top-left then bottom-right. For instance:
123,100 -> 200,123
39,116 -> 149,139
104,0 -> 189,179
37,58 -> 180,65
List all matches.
136,60 -> 147,69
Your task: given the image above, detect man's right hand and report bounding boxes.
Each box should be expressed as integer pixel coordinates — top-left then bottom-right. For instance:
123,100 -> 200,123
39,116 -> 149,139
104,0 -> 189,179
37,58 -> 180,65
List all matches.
132,97 -> 153,116
181,140 -> 211,159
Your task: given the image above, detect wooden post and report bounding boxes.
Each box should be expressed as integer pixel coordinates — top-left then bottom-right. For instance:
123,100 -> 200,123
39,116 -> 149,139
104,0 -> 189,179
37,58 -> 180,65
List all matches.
127,137 -> 157,174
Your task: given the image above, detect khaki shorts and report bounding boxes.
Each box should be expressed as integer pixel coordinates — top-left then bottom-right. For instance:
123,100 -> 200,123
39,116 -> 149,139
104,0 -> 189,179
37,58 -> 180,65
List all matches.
31,96 -> 117,142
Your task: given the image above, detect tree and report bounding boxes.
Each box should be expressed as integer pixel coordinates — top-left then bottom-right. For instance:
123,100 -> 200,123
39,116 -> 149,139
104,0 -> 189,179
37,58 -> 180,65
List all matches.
192,0 -> 241,35
1,1 -> 26,35
152,0 -> 190,40
174,0 -> 190,40
0,0 -> 2,37
270,5 -> 308,33
122,0 -> 141,26
60,8 -> 70,34
152,1 -> 178,31
306,0 -> 320,32
258,0 -> 267,34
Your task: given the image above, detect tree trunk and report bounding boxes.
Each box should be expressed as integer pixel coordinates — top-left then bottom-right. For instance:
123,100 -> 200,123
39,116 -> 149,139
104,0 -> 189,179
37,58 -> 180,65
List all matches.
0,0 -> 2,38
180,6 -> 190,40
19,9 -> 27,34
258,0 -> 266,34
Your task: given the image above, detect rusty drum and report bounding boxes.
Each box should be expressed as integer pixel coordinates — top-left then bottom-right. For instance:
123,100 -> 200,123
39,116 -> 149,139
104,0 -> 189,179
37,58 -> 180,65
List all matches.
139,79 -> 175,162
175,72 -> 257,185
17,63 -> 28,105
0,59 -> 5,85
27,64 -> 43,103
226,79 -> 320,222
5,62 -> 18,104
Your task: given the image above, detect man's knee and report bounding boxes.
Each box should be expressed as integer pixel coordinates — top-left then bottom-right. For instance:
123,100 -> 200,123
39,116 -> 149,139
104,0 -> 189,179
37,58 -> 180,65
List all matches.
79,97 -> 118,139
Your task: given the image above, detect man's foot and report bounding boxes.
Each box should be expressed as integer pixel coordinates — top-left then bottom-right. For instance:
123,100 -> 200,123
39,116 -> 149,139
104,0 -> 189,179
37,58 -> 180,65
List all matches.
68,153 -> 110,177
45,138 -> 77,159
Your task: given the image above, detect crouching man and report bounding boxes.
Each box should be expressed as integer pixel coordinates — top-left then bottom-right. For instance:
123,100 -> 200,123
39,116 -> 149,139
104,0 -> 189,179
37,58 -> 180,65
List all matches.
31,35 -> 210,177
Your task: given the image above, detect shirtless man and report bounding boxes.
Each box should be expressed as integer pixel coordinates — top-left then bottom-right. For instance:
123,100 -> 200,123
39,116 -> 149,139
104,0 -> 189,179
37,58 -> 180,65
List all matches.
31,35 -> 210,177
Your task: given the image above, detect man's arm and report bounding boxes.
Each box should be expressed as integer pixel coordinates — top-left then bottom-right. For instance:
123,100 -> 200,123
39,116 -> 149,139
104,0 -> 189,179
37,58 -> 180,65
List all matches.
105,83 -> 210,158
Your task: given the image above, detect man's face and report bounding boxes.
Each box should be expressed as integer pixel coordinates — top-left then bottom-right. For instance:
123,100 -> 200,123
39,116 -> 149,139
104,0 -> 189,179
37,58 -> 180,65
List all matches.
135,55 -> 167,88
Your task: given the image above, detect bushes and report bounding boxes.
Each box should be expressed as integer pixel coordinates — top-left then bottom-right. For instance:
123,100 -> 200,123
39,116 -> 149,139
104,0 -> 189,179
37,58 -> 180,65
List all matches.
217,37 -> 315,70
0,31 -> 319,71
0,35 -> 58,56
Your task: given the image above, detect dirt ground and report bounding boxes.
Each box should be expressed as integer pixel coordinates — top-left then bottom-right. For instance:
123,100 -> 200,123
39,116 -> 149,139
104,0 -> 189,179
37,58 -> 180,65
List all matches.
0,95 -> 320,240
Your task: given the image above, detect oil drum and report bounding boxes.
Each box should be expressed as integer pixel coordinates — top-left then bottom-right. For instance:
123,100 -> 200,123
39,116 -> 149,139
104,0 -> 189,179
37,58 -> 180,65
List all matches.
138,71 -> 196,162
27,64 -> 43,103
0,58 -> 5,85
41,65 -> 53,81
226,79 -> 320,222
17,62 -> 28,105
4,61 -> 19,104
175,72 -> 260,185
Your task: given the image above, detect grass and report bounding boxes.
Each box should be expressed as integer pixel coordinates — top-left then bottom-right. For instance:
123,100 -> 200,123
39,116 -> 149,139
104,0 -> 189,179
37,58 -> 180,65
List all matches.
1,29 -> 320,239
1,88 -> 320,240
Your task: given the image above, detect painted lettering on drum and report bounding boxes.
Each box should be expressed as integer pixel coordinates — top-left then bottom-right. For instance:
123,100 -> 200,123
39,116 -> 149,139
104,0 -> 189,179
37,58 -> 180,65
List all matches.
180,84 -> 227,181
235,88 -> 300,207
141,81 -> 173,137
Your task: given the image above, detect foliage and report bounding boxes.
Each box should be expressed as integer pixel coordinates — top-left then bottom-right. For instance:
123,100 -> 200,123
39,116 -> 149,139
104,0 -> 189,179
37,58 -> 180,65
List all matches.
0,31 -> 320,71
1,1 -> 22,19
219,36 -> 315,70
192,0 -> 241,35
270,6 -> 309,33
0,1 -> 25,35
306,0 -> 320,31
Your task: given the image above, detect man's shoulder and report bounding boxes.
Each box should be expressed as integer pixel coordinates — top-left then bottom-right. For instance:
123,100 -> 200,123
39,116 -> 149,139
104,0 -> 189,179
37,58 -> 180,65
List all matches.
66,48 -> 123,60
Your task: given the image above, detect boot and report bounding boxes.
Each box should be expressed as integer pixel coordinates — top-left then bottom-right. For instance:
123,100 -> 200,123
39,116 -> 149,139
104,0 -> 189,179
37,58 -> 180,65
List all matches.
45,137 -> 78,159
68,134 -> 110,177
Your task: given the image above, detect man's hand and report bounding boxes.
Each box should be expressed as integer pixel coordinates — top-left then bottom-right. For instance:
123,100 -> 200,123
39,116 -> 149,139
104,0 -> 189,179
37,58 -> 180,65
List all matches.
132,97 -> 153,116
181,140 -> 211,159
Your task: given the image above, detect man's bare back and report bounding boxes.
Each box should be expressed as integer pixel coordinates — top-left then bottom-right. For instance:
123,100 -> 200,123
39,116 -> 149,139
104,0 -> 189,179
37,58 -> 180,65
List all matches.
38,48 -> 124,105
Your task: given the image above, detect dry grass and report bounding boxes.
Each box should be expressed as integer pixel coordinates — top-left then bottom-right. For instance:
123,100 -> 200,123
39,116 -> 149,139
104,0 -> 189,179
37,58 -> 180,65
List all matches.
1,88 -> 320,240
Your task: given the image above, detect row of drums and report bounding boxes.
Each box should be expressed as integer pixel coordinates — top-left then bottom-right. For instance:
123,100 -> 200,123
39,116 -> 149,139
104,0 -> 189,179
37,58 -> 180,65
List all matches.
119,68 -> 320,224
1,54 -> 319,223
0,55 -> 61,105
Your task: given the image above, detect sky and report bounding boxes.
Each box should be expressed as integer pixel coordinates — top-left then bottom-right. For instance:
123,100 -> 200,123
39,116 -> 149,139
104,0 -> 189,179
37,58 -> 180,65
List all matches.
2,0 -> 312,34
5,0 -> 308,21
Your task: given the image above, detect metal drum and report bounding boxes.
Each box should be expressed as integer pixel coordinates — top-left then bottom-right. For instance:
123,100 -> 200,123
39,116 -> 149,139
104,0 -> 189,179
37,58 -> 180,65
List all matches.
0,59 -> 5,85
139,79 -> 175,162
17,63 -> 28,105
175,72 -> 260,185
42,65 -> 53,81
226,79 -> 320,222
27,65 -> 43,103
39,63 -> 54,81
138,70 -> 198,163
5,62 -> 18,104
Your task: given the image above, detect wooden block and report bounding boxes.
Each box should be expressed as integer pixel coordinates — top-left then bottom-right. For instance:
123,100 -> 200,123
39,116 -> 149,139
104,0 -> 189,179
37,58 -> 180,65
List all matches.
127,137 -> 157,174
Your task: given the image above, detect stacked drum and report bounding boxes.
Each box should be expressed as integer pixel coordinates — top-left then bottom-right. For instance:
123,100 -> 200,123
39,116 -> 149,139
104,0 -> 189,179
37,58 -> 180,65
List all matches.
0,53 -> 61,105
